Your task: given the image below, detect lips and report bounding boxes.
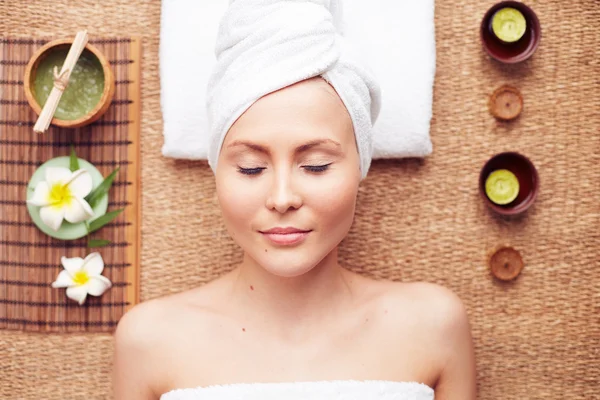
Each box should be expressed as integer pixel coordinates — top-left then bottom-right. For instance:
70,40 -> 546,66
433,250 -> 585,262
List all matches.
259,227 -> 311,246
261,227 -> 310,234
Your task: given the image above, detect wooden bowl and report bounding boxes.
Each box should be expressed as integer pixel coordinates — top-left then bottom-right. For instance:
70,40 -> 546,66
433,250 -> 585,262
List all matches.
23,38 -> 115,129
479,151 -> 539,216
480,1 -> 541,64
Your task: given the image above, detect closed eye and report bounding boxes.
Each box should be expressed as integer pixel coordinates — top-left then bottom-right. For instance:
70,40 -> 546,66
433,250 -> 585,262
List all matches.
237,167 -> 265,175
237,163 -> 332,175
303,163 -> 332,173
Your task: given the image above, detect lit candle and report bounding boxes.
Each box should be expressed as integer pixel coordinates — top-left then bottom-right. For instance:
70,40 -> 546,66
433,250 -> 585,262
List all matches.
491,7 -> 527,43
485,169 -> 520,205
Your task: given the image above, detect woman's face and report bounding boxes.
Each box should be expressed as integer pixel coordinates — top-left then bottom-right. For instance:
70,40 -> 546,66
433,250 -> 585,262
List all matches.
215,77 -> 361,278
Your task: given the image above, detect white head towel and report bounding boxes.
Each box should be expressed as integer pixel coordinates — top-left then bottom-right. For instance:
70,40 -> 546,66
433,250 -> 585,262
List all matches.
206,0 -> 382,179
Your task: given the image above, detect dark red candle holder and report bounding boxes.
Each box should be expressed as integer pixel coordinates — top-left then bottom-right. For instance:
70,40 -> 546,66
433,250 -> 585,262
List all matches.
479,151 -> 539,216
481,1 -> 541,64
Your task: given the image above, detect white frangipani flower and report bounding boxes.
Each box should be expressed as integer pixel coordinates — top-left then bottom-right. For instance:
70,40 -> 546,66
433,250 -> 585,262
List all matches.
27,167 -> 95,231
51,253 -> 112,305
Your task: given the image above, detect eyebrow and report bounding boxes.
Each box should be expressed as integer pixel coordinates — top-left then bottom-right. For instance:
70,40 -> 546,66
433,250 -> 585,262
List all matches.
226,138 -> 343,155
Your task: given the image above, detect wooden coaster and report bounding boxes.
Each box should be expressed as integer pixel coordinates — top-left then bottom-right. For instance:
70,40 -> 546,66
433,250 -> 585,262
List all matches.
489,85 -> 523,121
488,246 -> 524,281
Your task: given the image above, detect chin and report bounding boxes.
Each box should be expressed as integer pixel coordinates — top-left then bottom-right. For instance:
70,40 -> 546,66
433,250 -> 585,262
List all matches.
261,258 -> 318,278
249,248 -> 330,278
239,233 -> 341,278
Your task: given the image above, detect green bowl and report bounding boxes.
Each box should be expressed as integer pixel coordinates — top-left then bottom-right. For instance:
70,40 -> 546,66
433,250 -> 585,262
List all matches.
26,156 -> 108,240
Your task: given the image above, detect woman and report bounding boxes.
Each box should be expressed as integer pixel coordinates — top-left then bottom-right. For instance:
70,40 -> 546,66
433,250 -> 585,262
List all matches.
113,76 -> 477,399
114,1 -> 477,399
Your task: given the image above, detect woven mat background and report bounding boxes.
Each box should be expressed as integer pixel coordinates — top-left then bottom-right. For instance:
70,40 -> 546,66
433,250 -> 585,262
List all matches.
0,36 -> 141,333
1,0 -> 598,399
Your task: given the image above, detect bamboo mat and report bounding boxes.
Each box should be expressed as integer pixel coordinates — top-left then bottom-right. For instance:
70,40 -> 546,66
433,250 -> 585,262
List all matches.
0,36 -> 141,333
0,0 -> 599,399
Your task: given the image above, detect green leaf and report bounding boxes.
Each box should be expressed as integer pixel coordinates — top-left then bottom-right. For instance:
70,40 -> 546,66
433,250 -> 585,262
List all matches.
88,209 -> 124,233
69,146 -> 80,172
84,221 -> 91,233
87,239 -> 111,248
85,167 -> 120,209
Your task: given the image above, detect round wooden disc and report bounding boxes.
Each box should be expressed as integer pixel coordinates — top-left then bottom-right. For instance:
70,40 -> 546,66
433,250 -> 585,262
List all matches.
489,85 -> 523,121
489,246 -> 524,281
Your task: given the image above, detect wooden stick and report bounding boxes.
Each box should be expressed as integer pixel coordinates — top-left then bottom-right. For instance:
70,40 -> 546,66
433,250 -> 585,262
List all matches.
33,30 -> 89,134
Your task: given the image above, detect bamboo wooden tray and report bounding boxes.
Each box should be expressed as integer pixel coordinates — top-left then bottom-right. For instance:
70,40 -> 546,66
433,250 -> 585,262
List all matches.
0,36 -> 141,333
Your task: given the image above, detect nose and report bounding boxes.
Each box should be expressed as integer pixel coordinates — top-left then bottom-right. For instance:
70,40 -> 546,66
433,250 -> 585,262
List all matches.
265,167 -> 303,213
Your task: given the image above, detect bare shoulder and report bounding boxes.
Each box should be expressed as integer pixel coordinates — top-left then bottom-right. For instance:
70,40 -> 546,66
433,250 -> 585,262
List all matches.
378,280 -> 476,396
405,281 -> 473,356
114,276 -> 230,342
112,293 -> 174,399
113,292 -> 178,353
115,281 -> 230,351
113,279 -> 230,399
361,279 -> 474,390
376,280 -> 470,331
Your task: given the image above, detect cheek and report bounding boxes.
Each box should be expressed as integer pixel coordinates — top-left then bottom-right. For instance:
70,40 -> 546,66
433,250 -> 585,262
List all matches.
308,173 -> 359,229
216,173 -> 264,233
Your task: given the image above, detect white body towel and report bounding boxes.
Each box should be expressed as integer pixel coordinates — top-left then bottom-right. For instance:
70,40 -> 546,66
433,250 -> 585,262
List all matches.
160,0 -> 435,162
161,380 -> 435,400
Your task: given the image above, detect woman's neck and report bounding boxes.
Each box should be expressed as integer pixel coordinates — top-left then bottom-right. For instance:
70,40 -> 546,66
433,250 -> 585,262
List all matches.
228,248 -> 360,339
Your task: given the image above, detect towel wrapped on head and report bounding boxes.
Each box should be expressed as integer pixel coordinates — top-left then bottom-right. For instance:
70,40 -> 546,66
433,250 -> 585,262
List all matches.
206,0 -> 381,179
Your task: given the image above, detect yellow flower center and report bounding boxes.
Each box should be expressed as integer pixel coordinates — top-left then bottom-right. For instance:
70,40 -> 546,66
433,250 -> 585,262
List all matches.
72,271 -> 90,286
48,183 -> 73,207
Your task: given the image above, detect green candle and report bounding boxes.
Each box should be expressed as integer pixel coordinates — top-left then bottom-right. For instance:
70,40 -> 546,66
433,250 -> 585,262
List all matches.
492,7 -> 527,43
485,169 -> 520,205
33,48 -> 105,121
